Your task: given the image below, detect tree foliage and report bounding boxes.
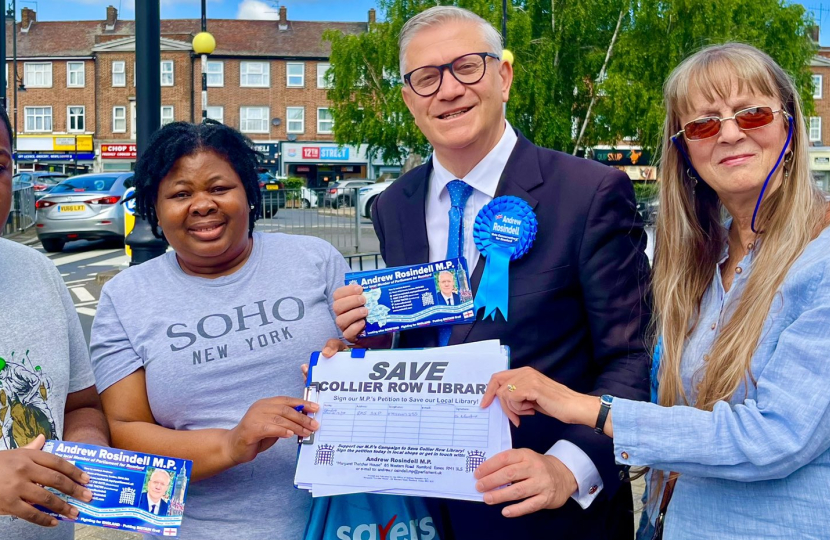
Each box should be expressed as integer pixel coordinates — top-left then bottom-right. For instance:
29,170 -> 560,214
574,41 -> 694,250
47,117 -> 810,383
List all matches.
324,0 -> 816,162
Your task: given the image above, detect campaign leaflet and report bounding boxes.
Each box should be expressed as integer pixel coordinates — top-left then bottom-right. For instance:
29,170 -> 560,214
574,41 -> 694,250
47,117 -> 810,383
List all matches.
40,441 -> 191,537
346,258 -> 475,337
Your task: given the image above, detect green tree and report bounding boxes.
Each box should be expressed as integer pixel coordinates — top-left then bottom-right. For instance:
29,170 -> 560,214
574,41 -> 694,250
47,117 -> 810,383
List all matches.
594,0 -> 816,153
324,0 -> 816,160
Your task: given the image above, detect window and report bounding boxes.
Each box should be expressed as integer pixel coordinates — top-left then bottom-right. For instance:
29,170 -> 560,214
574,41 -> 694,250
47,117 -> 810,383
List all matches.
813,74 -> 823,99
112,61 -> 126,87
24,63 -> 52,88
240,61 -> 269,87
25,107 -> 52,132
113,106 -> 127,133
317,108 -> 334,134
287,107 -> 304,133
161,106 -> 174,126
67,106 -> 85,132
206,106 -> 224,123
67,62 -> 85,88
286,62 -> 305,87
240,106 -> 269,133
317,63 -> 332,89
810,116 -> 822,142
206,61 -> 224,87
161,60 -> 174,86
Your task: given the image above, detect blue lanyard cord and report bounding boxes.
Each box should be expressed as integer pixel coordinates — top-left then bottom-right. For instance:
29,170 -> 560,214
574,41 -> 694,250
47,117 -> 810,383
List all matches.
751,115 -> 794,233
670,114 -> 795,234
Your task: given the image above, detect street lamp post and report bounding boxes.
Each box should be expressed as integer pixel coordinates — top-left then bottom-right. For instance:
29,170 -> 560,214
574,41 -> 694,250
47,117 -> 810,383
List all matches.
126,0 -> 167,265
192,0 -> 215,123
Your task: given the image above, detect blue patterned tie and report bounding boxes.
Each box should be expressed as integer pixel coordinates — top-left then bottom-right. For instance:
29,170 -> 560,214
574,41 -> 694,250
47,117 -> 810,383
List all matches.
439,180 -> 473,346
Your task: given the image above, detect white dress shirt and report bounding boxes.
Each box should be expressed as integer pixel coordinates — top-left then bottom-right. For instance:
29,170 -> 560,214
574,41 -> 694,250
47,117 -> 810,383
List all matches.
424,120 -> 603,509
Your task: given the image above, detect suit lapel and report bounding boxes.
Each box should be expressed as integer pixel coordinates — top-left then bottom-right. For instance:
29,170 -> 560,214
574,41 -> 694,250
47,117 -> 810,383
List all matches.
401,160 -> 433,265
450,132 -> 545,345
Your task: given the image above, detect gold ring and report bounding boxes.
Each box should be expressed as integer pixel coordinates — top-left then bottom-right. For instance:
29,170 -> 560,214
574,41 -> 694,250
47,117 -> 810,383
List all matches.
507,384 -> 516,392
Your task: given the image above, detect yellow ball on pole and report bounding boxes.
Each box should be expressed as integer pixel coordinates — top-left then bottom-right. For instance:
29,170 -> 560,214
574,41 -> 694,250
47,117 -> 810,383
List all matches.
192,32 -> 216,55
502,49 -> 515,66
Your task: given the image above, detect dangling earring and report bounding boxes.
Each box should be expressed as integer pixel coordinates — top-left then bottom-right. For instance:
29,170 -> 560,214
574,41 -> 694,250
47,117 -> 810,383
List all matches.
687,168 -> 698,195
783,152 -> 793,180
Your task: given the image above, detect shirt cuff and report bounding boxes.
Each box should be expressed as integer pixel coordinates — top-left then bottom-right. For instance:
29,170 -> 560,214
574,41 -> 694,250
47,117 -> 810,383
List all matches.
546,440 -> 604,509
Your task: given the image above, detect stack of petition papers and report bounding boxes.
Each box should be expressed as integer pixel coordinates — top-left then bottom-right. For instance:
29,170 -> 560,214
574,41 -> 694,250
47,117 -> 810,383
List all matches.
294,340 -> 512,501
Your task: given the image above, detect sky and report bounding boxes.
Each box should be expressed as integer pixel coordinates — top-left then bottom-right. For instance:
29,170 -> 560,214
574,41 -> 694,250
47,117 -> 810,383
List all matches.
5,1 -> 830,46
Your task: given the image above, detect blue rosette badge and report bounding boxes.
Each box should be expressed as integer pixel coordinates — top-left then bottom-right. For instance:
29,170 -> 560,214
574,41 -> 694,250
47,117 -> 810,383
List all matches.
473,196 -> 537,321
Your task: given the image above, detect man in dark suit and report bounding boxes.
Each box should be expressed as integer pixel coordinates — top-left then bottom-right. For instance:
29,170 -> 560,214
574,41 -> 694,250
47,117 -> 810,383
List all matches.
137,469 -> 171,516
333,6 -> 650,539
437,270 -> 462,306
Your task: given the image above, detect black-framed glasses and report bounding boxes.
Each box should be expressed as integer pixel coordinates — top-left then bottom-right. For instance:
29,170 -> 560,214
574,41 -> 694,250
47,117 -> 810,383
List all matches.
404,52 -> 500,97
674,106 -> 790,141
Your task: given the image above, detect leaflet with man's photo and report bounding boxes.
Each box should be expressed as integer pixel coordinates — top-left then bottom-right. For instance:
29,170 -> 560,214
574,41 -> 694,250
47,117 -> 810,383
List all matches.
346,257 -> 475,337
40,441 -> 192,537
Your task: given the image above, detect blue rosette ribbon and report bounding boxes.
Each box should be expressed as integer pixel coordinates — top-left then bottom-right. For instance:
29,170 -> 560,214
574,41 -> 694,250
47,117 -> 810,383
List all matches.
472,196 -> 537,321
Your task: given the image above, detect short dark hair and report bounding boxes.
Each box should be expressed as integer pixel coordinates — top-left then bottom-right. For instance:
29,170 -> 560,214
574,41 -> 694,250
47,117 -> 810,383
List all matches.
133,120 -> 262,238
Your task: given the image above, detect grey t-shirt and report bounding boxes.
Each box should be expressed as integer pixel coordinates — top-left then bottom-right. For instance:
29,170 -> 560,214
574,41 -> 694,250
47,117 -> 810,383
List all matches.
0,238 -> 96,540
90,232 -> 347,540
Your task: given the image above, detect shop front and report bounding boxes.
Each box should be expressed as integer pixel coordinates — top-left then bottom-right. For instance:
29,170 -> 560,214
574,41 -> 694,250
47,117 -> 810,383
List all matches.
591,146 -> 656,181
810,147 -> 830,191
281,143 -> 369,188
99,143 -> 137,172
15,135 -> 95,175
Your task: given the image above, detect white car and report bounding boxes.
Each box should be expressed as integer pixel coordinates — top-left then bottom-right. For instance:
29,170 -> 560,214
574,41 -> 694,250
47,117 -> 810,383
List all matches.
299,185 -> 319,208
358,181 -> 395,218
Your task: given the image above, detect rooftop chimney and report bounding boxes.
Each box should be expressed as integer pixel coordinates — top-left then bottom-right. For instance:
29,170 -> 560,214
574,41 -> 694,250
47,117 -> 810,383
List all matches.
21,7 -> 35,33
105,5 -> 118,31
811,25 -> 821,44
369,8 -> 376,25
279,6 -> 288,31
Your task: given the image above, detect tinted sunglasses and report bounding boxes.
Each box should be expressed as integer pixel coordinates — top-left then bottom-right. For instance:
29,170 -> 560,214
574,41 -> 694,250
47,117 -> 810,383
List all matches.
674,106 -> 790,141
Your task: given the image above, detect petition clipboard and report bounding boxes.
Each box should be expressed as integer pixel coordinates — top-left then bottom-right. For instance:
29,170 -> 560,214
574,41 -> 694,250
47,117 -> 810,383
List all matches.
297,344 -> 511,446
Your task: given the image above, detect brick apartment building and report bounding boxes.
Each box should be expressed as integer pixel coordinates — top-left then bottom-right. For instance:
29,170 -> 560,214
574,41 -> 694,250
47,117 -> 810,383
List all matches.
810,51 -> 830,189
4,5 -> 392,186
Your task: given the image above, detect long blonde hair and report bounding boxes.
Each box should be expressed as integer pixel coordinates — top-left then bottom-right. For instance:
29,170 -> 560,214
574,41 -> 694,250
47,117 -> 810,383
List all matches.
654,42 -> 827,412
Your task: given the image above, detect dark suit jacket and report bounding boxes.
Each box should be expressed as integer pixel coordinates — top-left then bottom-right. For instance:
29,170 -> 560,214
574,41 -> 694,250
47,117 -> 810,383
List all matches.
137,492 -> 169,516
439,292 -> 462,306
372,132 -> 651,539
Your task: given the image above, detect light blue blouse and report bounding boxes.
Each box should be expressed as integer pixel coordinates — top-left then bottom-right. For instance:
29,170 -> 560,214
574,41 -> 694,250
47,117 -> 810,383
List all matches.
614,226 -> 830,540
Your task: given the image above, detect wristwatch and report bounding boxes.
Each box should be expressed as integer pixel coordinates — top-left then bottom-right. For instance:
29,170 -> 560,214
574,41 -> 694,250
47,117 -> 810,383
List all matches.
595,395 -> 614,435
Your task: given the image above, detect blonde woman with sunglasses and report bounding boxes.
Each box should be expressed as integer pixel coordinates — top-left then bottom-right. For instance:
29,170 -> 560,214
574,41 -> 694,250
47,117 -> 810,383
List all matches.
475,43 -> 830,540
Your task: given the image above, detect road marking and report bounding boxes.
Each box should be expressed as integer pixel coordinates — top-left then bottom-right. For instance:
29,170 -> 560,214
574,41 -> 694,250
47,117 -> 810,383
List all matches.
70,286 -> 95,303
73,300 -> 99,307
52,249 -> 120,267
65,277 -> 96,285
86,254 -> 130,267
76,307 -> 97,317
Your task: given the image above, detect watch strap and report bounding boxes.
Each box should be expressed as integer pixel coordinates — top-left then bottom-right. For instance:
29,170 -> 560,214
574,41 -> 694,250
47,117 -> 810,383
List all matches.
595,395 -> 613,435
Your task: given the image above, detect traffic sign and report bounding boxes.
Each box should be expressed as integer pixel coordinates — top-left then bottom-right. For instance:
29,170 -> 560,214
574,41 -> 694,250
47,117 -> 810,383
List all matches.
123,187 -> 137,216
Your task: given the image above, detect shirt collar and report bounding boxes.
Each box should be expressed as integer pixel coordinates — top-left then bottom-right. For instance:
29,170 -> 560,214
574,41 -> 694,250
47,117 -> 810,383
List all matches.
431,120 -> 518,200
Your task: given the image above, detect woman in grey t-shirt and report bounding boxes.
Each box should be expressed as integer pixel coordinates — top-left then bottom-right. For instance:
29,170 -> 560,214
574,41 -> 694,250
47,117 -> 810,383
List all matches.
90,121 -> 347,539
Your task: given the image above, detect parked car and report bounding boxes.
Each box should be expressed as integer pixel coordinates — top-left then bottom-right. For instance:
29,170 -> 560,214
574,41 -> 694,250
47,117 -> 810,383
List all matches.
14,171 -> 70,199
358,180 -> 396,219
34,173 -> 134,252
297,186 -> 319,209
323,179 -> 374,209
636,196 -> 659,225
259,172 -> 285,218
